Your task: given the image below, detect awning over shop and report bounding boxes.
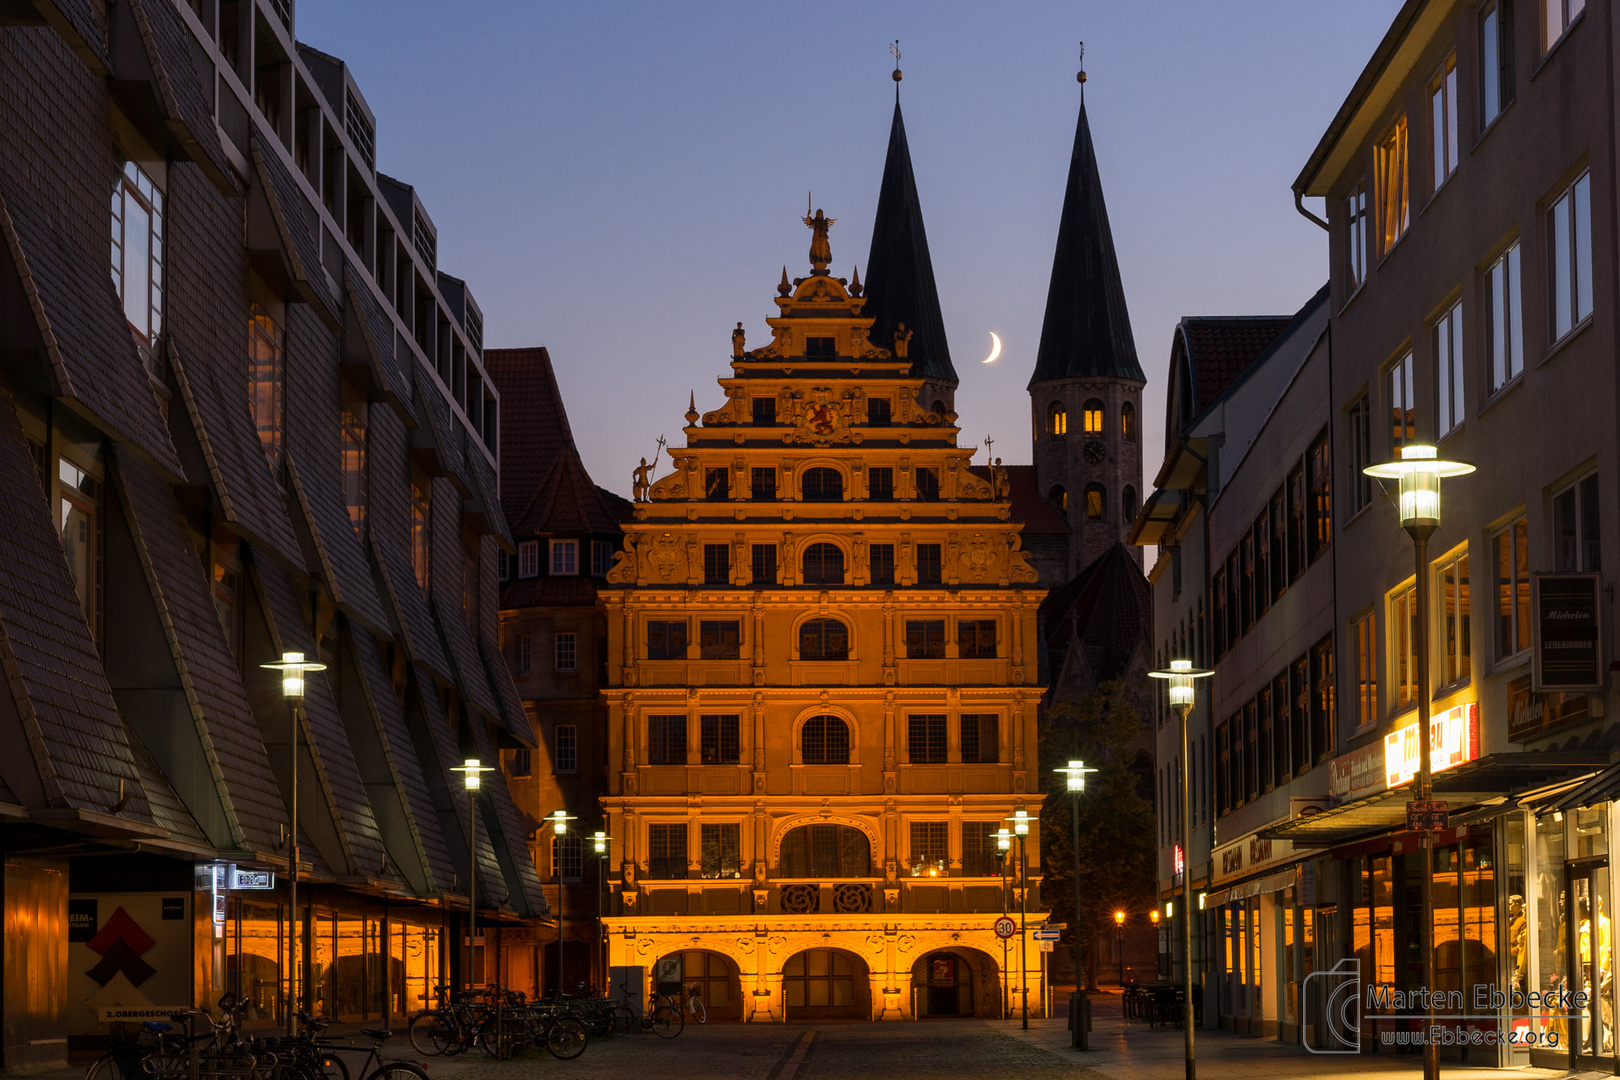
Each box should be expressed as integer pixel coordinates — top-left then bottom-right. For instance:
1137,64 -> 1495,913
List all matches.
1540,756 -> 1620,813
1261,752 -> 1608,846
1204,868 -> 1296,909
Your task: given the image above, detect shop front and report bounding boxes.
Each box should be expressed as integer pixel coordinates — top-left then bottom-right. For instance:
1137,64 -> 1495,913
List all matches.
1264,729 -> 1607,1067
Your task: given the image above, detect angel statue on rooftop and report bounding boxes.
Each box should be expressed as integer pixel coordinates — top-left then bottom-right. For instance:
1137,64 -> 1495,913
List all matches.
803,196 -> 835,272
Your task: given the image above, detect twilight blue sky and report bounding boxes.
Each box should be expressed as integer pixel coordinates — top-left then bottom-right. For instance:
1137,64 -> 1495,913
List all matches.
297,1 -> 1403,500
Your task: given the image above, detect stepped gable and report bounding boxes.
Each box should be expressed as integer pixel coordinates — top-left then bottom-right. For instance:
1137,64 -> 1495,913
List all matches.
1029,103 -> 1145,386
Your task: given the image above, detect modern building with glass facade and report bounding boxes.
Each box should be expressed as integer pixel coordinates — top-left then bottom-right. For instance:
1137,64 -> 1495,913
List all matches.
0,0 -> 543,1068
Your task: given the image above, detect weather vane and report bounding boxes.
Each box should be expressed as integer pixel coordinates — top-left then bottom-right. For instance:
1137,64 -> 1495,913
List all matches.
1078,41 -> 1087,96
890,40 -> 902,89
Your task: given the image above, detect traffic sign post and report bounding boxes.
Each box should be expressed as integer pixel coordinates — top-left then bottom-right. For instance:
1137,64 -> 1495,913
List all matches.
1033,926 -> 1063,942
1407,800 -> 1449,831
994,916 -> 1017,940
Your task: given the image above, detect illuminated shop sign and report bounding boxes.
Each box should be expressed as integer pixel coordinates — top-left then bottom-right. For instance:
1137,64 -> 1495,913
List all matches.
1383,702 -> 1478,789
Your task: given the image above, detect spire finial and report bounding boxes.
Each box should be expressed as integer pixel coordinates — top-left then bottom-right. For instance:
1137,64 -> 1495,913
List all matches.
1077,41 -> 1087,102
890,39 -> 902,98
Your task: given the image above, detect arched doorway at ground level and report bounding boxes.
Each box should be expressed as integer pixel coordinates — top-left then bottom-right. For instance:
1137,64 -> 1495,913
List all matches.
910,949 -> 1001,1018
653,949 -> 744,1021
782,948 -> 870,1019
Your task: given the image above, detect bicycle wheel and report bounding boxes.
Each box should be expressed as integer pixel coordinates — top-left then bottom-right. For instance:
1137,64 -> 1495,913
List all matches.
692,996 -> 706,1024
363,1065 -> 428,1080
317,1051 -> 349,1080
407,1012 -> 448,1057
544,1017 -> 587,1061
610,1004 -> 637,1037
650,1004 -> 683,1039
84,1052 -> 125,1080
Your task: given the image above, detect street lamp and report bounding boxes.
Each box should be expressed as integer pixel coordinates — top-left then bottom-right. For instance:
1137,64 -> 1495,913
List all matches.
1149,657 -> 1212,1080
450,759 -> 493,992
1055,759 -> 1097,1046
1363,443 -> 1473,1080
546,809 -> 575,995
1005,810 -> 1035,1029
996,828 -> 1012,1020
259,651 -> 325,1033
1112,910 -> 1126,986
591,831 -> 611,993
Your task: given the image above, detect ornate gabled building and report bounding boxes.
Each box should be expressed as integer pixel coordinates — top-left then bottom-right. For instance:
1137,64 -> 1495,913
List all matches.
596,99 -> 1048,1021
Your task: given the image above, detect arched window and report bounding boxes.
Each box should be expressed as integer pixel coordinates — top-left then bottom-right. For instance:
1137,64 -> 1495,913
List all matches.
800,716 -> 852,765
1121,401 -> 1137,442
1047,402 -> 1067,436
802,467 -> 844,502
1122,485 -> 1138,522
801,543 -> 845,585
1082,399 -> 1105,435
799,618 -> 850,660
779,823 -> 870,876
931,400 -> 947,417
1084,483 -> 1106,520
1048,485 -> 1067,512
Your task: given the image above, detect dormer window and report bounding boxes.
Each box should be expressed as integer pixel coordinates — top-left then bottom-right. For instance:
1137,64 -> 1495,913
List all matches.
550,539 -> 579,576
805,336 -> 836,357
517,540 -> 539,578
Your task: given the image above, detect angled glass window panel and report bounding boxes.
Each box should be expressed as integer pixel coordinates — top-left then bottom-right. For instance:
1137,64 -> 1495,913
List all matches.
1481,5 -> 1501,126
1552,192 -> 1573,339
1581,473 -> 1601,571
1575,172 -> 1592,323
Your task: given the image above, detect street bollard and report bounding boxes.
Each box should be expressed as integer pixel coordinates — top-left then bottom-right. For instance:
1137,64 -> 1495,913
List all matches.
1068,992 -> 1091,1050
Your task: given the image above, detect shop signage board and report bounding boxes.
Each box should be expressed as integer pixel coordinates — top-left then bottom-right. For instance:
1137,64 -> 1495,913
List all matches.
1532,572 -> 1603,692
230,868 -> 275,890
1328,741 -> 1385,800
1383,703 -> 1478,788
1210,800 -> 1325,886
1507,673 -> 1588,742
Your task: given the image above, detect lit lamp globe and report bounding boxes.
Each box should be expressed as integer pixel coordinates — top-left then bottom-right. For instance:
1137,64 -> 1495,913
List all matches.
996,828 -> 1012,853
549,809 -> 574,836
1148,658 -> 1212,708
1113,910 -> 1125,927
592,831 -> 610,855
261,651 -> 326,699
1362,444 -> 1474,534
1010,810 -> 1031,837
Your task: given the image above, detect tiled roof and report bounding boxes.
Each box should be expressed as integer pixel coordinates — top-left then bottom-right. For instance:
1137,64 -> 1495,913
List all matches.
486,347 -> 631,538
1040,542 -> 1151,684
968,464 -> 1069,535
1178,316 -> 1292,414
862,102 -> 956,383
1030,104 -> 1144,386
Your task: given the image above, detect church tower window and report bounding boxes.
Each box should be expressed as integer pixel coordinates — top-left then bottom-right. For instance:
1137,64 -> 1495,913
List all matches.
1049,486 -> 1067,512
1122,485 -> 1138,523
1082,399 -> 1105,435
1084,483 -> 1106,521
1122,401 -> 1136,441
1048,403 -> 1067,436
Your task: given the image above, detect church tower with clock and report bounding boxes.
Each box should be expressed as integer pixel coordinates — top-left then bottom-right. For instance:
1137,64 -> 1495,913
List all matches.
1028,86 -> 1145,579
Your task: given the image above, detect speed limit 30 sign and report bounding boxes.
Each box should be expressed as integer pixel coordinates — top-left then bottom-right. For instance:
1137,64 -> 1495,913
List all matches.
993,916 -> 1017,939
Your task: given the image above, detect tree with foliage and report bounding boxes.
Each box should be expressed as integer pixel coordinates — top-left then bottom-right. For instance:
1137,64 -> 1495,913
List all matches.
1038,679 -> 1157,990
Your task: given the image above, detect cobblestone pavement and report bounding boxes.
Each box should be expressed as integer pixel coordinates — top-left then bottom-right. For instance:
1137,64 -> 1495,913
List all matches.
41,994 -> 1607,1080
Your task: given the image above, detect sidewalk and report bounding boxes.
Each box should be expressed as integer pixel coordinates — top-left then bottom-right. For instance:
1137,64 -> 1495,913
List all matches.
995,991 -> 1592,1080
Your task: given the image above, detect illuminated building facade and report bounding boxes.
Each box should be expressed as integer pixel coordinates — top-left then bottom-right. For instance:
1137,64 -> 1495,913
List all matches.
597,100 -> 1048,1020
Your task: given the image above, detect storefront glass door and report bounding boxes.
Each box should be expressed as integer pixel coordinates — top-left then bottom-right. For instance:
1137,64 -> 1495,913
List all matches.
1568,860 -> 1612,1061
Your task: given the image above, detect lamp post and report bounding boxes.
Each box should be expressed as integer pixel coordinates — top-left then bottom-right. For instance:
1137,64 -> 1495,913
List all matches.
1112,911 -> 1126,986
592,831 -> 611,993
997,828 -> 1012,1020
1005,810 -> 1035,1030
1363,444 -> 1474,1080
1149,657 -> 1212,1080
450,759 -> 493,992
546,810 -> 575,995
260,651 -> 325,1034
1056,761 -> 1097,1000
1150,910 -> 1162,977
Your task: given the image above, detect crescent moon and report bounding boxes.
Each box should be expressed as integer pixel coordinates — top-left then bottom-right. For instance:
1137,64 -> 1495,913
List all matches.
983,331 -> 1002,364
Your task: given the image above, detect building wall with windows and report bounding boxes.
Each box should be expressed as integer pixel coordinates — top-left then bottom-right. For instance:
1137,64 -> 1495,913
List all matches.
488,346 -> 630,995
0,1 -> 542,1065
597,221 -> 1047,1021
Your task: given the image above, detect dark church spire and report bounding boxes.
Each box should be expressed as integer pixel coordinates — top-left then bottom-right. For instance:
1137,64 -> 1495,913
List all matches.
1028,97 -> 1144,387
862,100 -> 957,385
